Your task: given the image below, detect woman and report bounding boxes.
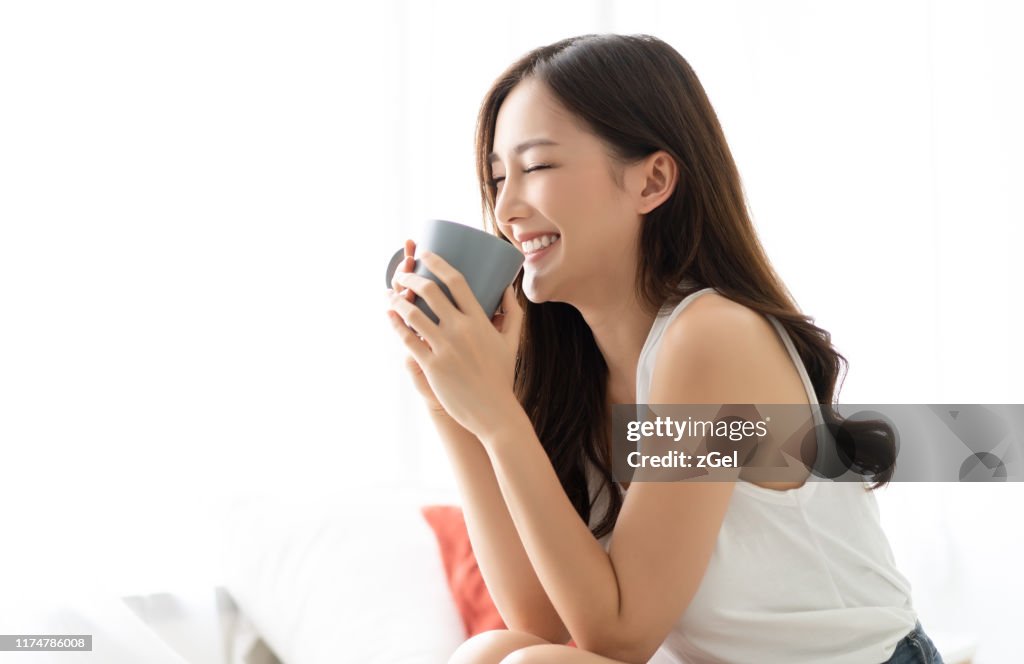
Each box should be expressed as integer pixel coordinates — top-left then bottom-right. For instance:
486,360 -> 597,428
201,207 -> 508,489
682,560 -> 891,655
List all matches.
385,34 -> 943,664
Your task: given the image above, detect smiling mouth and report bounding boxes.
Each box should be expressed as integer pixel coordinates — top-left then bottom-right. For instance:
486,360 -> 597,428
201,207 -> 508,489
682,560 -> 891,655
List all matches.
521,234 -> 561,255
524,236 -> 561,263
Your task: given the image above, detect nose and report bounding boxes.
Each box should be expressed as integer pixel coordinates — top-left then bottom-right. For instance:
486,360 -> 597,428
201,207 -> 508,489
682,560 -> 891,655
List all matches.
493,175 -> 530,232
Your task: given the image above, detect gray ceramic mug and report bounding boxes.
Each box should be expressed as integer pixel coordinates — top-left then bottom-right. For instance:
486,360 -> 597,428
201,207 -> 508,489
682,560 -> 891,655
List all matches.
385,219 -> 525,326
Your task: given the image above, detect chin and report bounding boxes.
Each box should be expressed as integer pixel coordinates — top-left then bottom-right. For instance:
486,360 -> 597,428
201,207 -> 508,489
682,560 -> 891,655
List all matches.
521,274 -> 550,304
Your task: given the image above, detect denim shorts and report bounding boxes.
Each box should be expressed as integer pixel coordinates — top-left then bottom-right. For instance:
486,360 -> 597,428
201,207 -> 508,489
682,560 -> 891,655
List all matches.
883,621 -> 945,663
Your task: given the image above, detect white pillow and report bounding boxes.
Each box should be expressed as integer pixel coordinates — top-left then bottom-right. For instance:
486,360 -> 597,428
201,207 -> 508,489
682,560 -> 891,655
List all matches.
218,487 -> 466,664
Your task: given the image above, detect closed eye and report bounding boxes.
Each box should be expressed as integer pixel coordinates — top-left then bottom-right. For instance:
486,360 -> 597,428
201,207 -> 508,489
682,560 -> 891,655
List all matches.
490,164 -> 552,187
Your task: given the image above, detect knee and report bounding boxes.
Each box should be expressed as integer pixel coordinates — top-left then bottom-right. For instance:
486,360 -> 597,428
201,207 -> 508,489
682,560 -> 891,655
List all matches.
448,630 -> 551,664
498,645 -> 565,664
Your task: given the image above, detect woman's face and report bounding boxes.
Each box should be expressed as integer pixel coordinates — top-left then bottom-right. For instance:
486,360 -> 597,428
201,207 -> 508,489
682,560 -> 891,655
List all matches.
490,78 -> 643,306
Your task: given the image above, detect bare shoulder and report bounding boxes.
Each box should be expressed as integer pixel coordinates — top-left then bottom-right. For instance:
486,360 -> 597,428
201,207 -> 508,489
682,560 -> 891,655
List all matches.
654,292 -> 813,490
657,291 -> 808,405
663,292 -> 779,355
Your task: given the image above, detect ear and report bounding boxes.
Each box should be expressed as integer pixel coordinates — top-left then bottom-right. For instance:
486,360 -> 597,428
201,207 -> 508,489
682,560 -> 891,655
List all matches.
635,150 -> 679,215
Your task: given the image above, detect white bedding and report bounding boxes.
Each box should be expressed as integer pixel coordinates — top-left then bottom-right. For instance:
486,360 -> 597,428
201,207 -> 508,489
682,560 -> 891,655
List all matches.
121,585 -> 280,664
0,585 -> 277,664
0,488 -> 467,664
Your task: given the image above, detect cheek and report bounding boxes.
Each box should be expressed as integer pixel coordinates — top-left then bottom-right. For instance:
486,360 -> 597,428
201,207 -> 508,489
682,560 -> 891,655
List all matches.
535,170 -> 613,220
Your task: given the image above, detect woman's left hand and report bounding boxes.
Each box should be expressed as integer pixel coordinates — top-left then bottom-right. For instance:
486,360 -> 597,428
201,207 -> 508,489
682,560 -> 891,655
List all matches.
386,251 -> 525,440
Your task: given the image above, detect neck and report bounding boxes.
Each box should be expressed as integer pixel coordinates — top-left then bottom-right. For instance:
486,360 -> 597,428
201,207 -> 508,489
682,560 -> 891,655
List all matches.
577,296 -> 658,405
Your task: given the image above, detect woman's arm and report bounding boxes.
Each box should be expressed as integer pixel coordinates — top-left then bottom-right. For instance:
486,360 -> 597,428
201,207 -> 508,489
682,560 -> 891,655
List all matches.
430,409 -> 571,645
475,304 -> 757,663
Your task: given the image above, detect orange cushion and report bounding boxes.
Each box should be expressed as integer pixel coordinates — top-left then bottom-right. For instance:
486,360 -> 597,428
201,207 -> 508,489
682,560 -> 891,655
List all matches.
421,505 -> 507,637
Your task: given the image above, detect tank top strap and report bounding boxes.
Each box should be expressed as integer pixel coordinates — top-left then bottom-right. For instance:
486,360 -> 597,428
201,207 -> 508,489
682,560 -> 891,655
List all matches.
763,314 -> 819,410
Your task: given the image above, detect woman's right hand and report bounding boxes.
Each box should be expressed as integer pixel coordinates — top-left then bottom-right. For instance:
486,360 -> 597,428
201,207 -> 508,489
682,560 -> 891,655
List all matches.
388,239 -> 452,418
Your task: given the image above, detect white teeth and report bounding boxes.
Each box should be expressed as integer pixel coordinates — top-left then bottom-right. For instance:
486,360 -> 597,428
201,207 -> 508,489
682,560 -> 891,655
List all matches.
522,234 -> 560,254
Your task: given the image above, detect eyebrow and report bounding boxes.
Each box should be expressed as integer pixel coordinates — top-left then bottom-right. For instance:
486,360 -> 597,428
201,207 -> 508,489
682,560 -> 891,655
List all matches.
487,138 -> 559,165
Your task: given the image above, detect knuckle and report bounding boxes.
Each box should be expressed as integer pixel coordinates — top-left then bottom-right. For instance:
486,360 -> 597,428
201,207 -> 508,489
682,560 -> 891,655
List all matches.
421,280 -> 442,298
406,308 -> 426,326
449,316 -> 469,333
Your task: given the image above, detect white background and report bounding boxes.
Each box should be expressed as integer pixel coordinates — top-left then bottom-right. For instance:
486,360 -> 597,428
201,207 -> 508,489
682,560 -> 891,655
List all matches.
1,1 -> 1021,662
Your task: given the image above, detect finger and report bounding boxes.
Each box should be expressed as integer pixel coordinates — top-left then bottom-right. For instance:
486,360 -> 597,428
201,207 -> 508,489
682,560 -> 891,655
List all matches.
499,283 -> 524,339
386,309 -> 431,365
418,251 -> 483,319
388,289 -> 441,349
402,259 -> 416,302
401,239 -> 416,302
391,271 -> 459,323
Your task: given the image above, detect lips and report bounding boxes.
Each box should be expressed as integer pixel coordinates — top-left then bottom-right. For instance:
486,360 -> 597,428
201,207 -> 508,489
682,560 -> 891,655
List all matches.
520,234 -> 561,254
524,235 -> 560,263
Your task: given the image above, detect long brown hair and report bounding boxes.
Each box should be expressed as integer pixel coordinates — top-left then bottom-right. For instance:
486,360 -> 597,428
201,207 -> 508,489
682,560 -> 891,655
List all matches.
473,34 -> 895,539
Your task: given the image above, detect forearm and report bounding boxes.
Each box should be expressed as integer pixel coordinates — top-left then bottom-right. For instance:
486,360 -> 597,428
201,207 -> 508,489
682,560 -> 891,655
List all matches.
480,409 -> 623,654
429,411 -> 570,643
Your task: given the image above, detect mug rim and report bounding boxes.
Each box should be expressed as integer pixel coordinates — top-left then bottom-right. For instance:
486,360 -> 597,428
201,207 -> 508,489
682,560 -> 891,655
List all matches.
385,218 -> 523,287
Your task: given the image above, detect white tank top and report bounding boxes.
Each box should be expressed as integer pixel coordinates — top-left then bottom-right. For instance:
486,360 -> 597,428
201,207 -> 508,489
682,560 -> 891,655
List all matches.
587,286 -> 918,664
